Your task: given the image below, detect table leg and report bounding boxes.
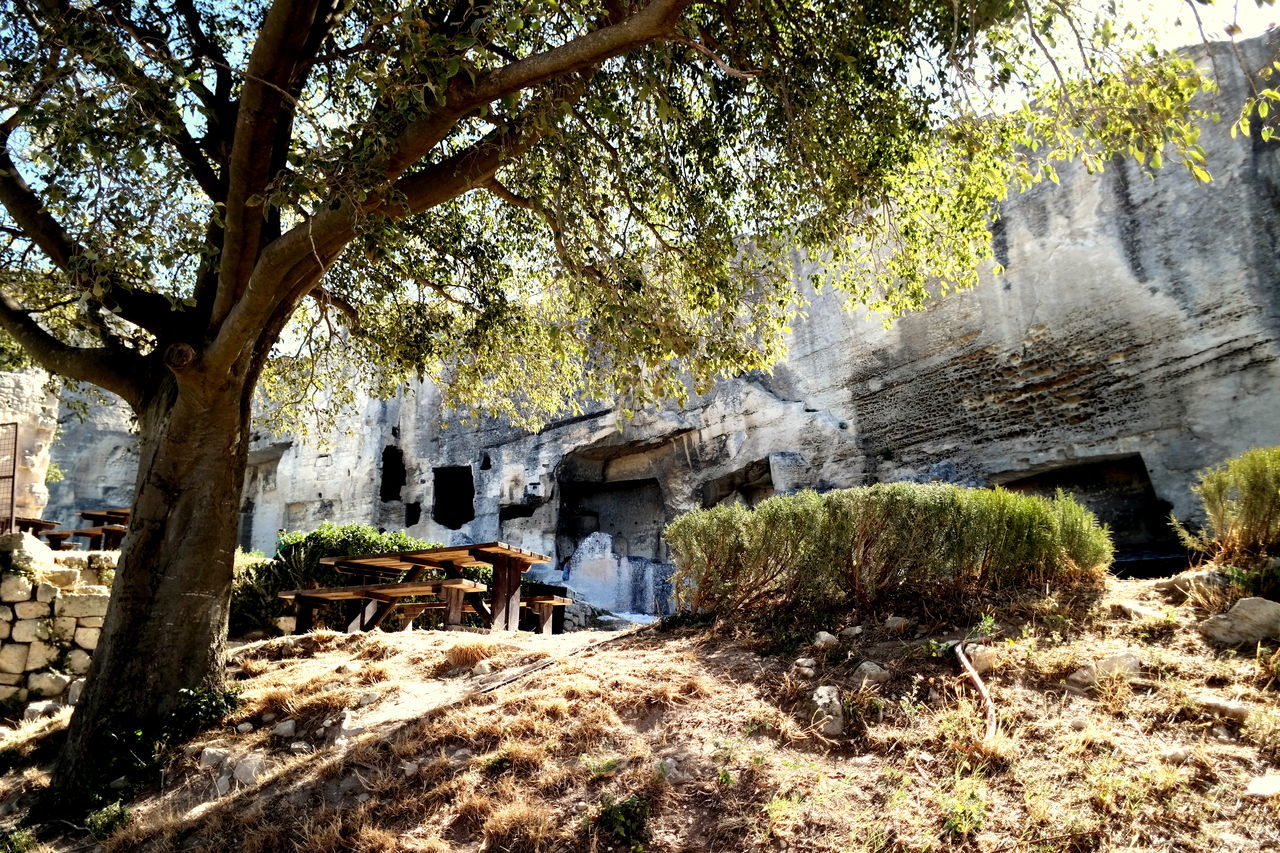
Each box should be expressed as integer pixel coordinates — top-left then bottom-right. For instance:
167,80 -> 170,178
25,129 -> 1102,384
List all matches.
536,602 -> 553,635
490,557 -> 510,631
295,598 -> 316,634
505,557 -> 522,631
445,586 -> 464,630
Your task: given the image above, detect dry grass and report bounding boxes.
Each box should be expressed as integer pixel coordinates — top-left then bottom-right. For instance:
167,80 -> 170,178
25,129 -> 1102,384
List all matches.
5,576 -> 1280,853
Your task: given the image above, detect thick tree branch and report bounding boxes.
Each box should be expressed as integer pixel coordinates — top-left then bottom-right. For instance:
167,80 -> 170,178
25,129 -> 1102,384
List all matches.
0,289 -> 143,407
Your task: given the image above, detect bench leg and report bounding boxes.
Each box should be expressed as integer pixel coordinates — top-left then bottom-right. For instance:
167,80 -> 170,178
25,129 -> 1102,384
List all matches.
295,599 -> 316,634
445,587 -> 464,629
536,603 -> 554,635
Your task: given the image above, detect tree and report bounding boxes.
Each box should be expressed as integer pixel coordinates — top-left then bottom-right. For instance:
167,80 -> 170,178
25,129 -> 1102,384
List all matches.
0,0 -> 1212,798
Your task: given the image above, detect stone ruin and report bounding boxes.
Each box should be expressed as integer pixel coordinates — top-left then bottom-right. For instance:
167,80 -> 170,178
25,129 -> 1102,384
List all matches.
0,533 -> 115,710
22,34 -> 1280,617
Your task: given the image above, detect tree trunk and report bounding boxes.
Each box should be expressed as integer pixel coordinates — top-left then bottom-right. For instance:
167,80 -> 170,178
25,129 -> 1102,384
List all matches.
51,373 -> 250,802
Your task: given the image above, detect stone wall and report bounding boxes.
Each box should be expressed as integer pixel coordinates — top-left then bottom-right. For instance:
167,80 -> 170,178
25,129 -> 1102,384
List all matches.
0,534 -> 114,708
30,35 -> 1280,605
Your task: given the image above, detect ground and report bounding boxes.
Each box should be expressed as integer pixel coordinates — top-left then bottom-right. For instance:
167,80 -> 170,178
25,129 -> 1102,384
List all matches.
1,575 -> 1277,853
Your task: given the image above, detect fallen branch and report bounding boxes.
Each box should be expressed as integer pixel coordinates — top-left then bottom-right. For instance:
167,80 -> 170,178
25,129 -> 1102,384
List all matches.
954,641 -> 997,741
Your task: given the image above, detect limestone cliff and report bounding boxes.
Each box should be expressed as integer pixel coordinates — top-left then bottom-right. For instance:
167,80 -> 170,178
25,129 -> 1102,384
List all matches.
34,35 -> 1280,597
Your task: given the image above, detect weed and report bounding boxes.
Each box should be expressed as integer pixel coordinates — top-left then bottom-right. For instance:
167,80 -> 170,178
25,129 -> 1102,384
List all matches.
86,801 -> 131,840
1243,709 -> 1280,761
938,772 -> 988,837
590,794 -> 650,851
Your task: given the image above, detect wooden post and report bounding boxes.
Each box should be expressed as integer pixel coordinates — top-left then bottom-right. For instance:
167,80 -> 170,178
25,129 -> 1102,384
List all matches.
295,596 -> 317,634
347,600 -> 379,633
445,586 -> 464,629
490,555 -> 510,631
535,602 -> 553,635
505,555 -> 522,631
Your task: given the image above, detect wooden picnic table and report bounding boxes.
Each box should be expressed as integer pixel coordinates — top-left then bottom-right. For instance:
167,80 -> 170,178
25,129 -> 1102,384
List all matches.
281,542 -> 568,634
15,517 -> 59,535
79,508 -> 131,526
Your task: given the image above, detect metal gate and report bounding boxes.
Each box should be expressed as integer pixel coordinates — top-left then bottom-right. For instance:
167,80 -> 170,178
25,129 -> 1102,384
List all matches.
0,423 -> 16,534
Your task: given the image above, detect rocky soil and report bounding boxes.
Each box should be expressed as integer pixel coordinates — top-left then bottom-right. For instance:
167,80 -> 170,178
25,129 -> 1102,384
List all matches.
0,572 -> 1278,852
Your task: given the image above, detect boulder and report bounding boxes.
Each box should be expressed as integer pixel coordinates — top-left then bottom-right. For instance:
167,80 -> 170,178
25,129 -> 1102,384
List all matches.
66,677 -> 86,705
233,752 -> 270,785
27,671 -> 70,698
40,568 -> 80,589
792,657 -> 818,678
813,631 -> 839,649
22,700 -> 61,722
962,643 -> 997,676
0,533 -> 56,576
1153,568 -> 1230,602
13,600 -> 49,620
0,643 -> 28,674
0,573 -> 32,603
199,747 -> 230,769
851,661 -> 890,689
0,685 -> 19,702
808,685 -> 844,736
235,722 -> 254,734
74,627 -> 101,650
67,649 -> 92,675
24,640 -> 59,671
1198,597 -> 1280,646
55,593 -> 109,619
1066,652 -> 1142,689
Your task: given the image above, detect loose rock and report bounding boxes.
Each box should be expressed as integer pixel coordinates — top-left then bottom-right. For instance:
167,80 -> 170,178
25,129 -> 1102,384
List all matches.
1190,692 -> 1251,721
22,700 -> 61,722
272,719 -> 297,738
1153,569 -> 1229,602
1066,652 -> 1142,690
27,671 -> 70,698
472,660 -> 493,675
813,631 -> 839,649
233,752 -> 270,785
962,643 -> 997,676
1198,597 -> 1280,646
809,685 -> 844,736
851,661 -> 890,688
883,616 -> 909,632
199,747 -> 229,769
1244,774 -> 1280,799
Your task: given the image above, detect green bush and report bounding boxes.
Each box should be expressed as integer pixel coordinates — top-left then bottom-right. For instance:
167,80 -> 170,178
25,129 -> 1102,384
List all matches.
666,482 -> 1112,618
86,801 -> 131,840
1173,446 -> 1280,575
229,523 -> 439,636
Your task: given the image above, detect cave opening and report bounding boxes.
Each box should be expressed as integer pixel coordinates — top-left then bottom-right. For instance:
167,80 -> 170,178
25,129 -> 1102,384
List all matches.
701,458 -> 775,508
379,445 -> 407,502
404,501 -> 422,527
432,465 -> 475,529
557,478 -> 665,561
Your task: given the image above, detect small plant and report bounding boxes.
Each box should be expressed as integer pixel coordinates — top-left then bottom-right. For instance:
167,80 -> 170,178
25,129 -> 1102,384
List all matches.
1243,710 -> 1280,761
0,828 -> 35,853
86,801 -> 131,839
579,754 -> 621,778
590,794 -> 650,851
938,775 -> 988,837
167,687 -> 241,743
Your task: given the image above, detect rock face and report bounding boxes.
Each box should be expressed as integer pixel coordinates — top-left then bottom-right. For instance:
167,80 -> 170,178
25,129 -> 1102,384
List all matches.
32,36 -> 1280,613
0,371 -> 58,521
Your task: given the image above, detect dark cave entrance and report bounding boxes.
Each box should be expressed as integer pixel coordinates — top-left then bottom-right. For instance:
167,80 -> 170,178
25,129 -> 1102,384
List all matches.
557,478 -> 666,562
432,465 -> 475,530
379,445 -> 407,503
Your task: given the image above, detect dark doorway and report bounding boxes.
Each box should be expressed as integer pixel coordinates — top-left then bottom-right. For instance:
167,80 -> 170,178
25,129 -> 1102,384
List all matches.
379,446 -> 406,502
432,466 -> 475,530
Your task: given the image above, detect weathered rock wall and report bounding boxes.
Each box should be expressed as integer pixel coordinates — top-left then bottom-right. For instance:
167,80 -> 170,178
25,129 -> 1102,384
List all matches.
0,371 -> 58,521
34,36 -> 1280,590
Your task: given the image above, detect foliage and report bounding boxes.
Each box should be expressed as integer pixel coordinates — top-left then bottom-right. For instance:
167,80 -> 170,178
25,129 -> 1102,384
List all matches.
1172,446 -> 1280,578
0,829 -> 35,853
85,801 -> 131,840
230,523 -> 438,636
166,687 -> 242,744
589,794 -> 651,851
666,483 -> 1111,619
44,459 -> 64,484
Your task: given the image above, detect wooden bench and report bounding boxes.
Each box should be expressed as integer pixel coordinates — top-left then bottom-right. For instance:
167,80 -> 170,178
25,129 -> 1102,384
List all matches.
15,517 -> 60,536
280,578 -> 487,633
64,525 -> 127,551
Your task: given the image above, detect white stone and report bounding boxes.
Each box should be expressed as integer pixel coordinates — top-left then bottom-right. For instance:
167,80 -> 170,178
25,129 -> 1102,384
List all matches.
839,625 -> 863,637
40,568 -> 80,589
236,722 -> 253,734
1161,746 -> 1191,765
336,661 -> 360,674
813,631 -> 839,649
289,741 -> 312,755
1066,652 -> 1142,689
13,600 -> 49,620
449,747 -> 473,764
794,657 -> 818,668
77,585 -> 109,595
51,616 -> 75,639
1153,569 -> 1230,602
55,593 -> 109,618
199,747 -> 229,769
400,760 -> 419,777
0,534 -> 56,577
23,639 -> 58,671
0,574 -> 32,603
271,719 -> 296,738
883,616 -> 909,632
850,661 -> 890,689
1190,692 -> 1251,721
0,643 -> 27,674
809,685 -> 844,736
233,752 -> 270,785
1198,597 -> 1280,646
471,660 -> 493,675
27,671 -> 70,698
1244,774 -> 1280,799
34,582 -> 58,603
73,627 -> 101,650
10,619 -> 41,643
962,643 -> 998,676
66,677 -> 86,705
23,700 -> 61,721
77,616 -> 104,628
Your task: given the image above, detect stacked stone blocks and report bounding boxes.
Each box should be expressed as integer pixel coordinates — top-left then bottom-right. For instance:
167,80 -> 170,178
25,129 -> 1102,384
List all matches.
0,533 -> 115,708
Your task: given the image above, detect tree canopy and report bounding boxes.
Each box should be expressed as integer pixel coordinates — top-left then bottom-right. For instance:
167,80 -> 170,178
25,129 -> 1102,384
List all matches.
0,0 -> 1213,431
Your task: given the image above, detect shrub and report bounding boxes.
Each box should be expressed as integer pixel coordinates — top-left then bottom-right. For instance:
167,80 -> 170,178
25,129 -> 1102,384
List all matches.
0,828 -> 35,853
86,801 -> 131,840
1173,446 -> 1280,576
229,523 -> 439,636
589,794 -> 650,851
666,482 -> 1111,620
